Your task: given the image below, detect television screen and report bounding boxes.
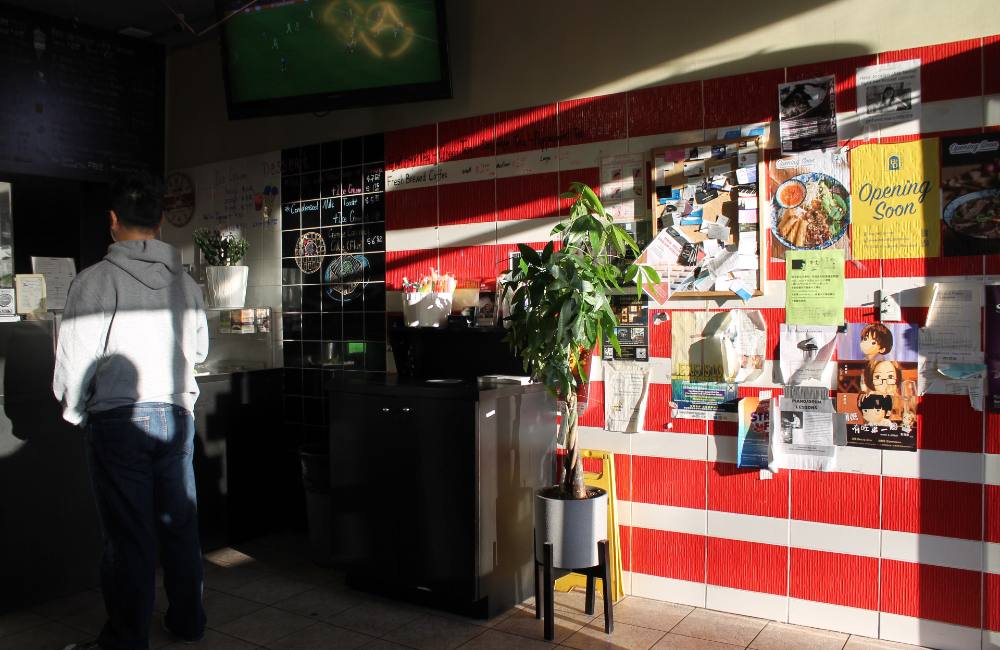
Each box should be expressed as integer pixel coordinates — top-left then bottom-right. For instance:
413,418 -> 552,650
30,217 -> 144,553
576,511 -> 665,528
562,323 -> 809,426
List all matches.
218,0 -> 451,119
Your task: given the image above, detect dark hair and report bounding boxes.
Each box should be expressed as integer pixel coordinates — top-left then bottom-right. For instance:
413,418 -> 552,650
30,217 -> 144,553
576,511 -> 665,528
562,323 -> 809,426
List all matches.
110,172 -> 164,229
859,392 -> 893,412
860,323 -> 893,355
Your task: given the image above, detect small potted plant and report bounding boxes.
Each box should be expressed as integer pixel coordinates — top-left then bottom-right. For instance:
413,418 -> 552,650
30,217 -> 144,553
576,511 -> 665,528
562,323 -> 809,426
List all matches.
194,227 -> 250,308
500,182 -> 658,570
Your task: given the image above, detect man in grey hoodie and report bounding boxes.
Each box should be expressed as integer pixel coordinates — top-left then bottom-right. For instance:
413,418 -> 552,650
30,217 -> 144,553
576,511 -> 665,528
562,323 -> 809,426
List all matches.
54,173 -> 209,650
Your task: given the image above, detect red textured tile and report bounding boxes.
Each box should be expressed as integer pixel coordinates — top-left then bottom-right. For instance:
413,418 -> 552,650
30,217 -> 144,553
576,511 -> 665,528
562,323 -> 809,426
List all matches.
989,412 -> 1000,454
791,470 -> 880,529
644,382 -> 670,433
761,308 -> 785,361
496,104 -> 559,155
708,462 -> 789,518
627,81 -> 703,137
703,68 -> 785,128
648,309 -> 671,358
385,124 -> 437,170
579,379 -> 605,428
438,115 -> 495,162
988,254 -> 1000,275
880,559 -> 980,628
916,393 -> 983,453
987,484 -> 1000,544
385,249 -> 438,289
386,186 -> 437,230
496,172 -> 560,222
899,306 -> 929,327
439,243 -> 512,286
614,453 -> 631,502
987,571 -> 1000,632
630,455 -> 706,509
881,256 -> 982,278
631,526 -> 705,583
880,38 -> 982,102
707,538 -> 787,596
706,418 -> 737,437
438,180 -> 495,227
843,306 -> 878,324
790,548 -> 878,610
882,476 -> 982,541
768,258 -> 785,282
559,167 -> 601,213
787,54 -> 879,114
987,35 -> 1000,96
558,93 -> 627,146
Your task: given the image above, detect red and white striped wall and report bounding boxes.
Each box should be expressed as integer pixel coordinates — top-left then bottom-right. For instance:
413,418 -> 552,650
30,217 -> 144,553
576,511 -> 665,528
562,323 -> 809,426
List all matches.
384,35 -> 1000,649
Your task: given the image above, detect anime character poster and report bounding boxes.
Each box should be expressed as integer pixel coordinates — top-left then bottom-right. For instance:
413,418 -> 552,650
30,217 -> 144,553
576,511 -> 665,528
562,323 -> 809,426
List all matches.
836,322 -> 918,451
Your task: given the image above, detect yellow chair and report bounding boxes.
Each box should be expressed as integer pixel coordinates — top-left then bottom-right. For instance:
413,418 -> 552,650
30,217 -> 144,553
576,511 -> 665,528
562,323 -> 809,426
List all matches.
554,449 -> 624,601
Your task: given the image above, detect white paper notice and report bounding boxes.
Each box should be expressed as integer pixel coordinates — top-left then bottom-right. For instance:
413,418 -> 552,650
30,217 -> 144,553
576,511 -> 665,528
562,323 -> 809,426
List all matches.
780,324 -> 839,386
771,385 -> 840,471
31,256 -> 76,311
856,59 -> 921,131
604,360 -> 650,432
919,283 -> 984,401
600,153 -> 645,222
14,274 -> 46,315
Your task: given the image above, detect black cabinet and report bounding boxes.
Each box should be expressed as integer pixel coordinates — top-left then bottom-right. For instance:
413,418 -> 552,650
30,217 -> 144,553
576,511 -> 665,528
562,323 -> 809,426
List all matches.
329,377 -> 555,618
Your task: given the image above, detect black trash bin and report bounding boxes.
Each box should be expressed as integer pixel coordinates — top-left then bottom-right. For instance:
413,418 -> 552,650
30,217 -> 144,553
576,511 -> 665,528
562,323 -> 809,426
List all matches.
299,442 -> 333,566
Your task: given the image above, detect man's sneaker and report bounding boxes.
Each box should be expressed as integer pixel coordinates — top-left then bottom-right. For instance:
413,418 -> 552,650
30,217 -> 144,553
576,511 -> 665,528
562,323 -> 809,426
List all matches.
162,617 -> 204,645
62,643 -> 101,650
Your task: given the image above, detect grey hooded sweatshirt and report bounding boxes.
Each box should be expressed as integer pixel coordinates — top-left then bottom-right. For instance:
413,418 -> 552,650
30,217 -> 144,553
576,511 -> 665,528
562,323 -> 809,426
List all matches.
53,239 -> 209,425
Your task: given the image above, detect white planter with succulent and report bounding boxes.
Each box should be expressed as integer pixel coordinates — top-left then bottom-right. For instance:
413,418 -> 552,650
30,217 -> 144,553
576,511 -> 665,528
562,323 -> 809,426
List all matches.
194,228 -> 250,309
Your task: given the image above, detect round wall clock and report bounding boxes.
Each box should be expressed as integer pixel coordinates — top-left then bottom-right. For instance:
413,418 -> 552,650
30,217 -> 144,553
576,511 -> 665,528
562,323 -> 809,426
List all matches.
164,172 -> 196,227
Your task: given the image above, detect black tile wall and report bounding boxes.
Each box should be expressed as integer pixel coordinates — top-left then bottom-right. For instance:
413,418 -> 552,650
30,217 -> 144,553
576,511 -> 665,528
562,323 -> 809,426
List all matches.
281,135 -> 386,427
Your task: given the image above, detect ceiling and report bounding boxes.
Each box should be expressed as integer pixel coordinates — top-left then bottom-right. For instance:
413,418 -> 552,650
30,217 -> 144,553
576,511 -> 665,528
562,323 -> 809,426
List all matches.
2,0 -> 223,48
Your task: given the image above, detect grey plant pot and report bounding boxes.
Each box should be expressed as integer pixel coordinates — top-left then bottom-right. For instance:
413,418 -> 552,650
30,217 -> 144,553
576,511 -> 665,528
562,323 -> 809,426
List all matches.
534,486 -> 608,569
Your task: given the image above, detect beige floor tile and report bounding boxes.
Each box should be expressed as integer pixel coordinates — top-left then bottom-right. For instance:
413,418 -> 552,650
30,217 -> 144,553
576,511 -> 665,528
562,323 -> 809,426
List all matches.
749,621 -> 848,650
360,638 -> 414,649
0,621 -> 82,650
382,613 -> 485,649
0,610 -> 47,638
844,635 -> 927,649
162,628 -> 259,649
204,548 -> 259,568
610,597 -> 694,632
216,606 -> 316,645
204,588 -> 267,627
457,628 -> 556,649
561,620 -> 667,650
652,633 -> 745,649
272,584 -> 361,619
229,572 -> 314,605
670,609 -> 768,647
60,599 -> 107,635
326,597 -> 424,637
492,608 -> 586,644
265,620 -> 374,649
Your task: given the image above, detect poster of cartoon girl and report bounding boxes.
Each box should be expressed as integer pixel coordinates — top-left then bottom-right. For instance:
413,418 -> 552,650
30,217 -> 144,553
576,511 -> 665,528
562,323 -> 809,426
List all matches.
837,322 -> 918,451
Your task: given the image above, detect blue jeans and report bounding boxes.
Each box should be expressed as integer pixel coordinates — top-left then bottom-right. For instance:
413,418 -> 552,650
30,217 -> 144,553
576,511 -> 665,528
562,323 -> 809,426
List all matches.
85,403 -> 207,650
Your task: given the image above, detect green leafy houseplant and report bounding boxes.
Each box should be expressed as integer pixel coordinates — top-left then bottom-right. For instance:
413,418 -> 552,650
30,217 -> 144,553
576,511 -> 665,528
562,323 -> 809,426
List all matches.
193,228 -> 249,266
500,182 -> 659,499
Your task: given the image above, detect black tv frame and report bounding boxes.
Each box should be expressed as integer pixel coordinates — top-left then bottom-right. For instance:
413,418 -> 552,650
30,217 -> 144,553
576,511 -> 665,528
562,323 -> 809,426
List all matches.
216,0 -> 452,120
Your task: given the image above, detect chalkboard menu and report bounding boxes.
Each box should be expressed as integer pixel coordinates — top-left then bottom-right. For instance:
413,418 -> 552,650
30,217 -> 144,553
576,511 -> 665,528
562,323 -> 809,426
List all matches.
0,5 -> 164,181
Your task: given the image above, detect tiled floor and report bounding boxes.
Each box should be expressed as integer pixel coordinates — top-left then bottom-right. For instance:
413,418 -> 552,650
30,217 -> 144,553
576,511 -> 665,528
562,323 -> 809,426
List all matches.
0,533 -> 925,650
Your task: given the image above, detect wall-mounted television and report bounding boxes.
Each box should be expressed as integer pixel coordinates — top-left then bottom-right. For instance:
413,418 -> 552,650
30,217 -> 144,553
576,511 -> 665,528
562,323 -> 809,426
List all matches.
217,0 -> 451,119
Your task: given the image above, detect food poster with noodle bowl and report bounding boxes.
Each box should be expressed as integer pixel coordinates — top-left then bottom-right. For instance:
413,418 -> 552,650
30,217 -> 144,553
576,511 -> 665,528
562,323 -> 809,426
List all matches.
768,148 -> 851,261
849,140 -> 941,259
836,322 -> 919,451
940,134 -> 1000,256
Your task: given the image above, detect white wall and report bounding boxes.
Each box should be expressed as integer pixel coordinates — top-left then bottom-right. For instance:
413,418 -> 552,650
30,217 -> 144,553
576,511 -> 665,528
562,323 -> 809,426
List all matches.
166,0 -> 1000,169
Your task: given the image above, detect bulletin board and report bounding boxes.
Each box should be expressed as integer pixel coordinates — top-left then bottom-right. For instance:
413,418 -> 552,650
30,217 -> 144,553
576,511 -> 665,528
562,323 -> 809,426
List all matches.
649,136 -> 765,298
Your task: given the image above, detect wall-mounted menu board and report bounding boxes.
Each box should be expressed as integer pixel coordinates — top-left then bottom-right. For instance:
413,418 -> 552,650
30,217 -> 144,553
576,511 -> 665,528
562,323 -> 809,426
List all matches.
0,5 -> 164,181
649,137 -> 764,299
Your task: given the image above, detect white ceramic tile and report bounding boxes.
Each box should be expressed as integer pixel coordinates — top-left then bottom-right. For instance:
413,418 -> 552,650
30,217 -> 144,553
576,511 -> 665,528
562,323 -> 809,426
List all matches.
627,130 -> 708,155
790,520 -> 880,558
630,431 -> 707,460
558,139 -> 629,172
630,573 -> 706,608
495,150 -> 558,179
707,511 -> 788,546
386,162 -> 439,192
788,598 -> 879,638
880,530 -> 982,572
495,216 -> 560,245
436,155 -> 496,186
878,612 -> 981,650
833,446 -> 883,476
986,541 -> 1000,574
985,454 -> 1000,486
881,449 -> 983,484
385,226 -> 438,252
578,426 -> 631,455
437,221 -> 497,249
706,585 -> 786,622
984,629 -> 1000,650
630,503 -> 706,536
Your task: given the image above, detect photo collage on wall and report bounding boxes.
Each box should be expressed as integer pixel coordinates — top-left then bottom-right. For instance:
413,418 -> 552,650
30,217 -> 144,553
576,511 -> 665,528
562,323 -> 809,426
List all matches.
280,134 -> 386,400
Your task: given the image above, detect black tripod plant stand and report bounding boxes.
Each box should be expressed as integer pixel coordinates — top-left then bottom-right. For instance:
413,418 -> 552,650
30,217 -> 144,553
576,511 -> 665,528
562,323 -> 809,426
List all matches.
534,539 -> 614,641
